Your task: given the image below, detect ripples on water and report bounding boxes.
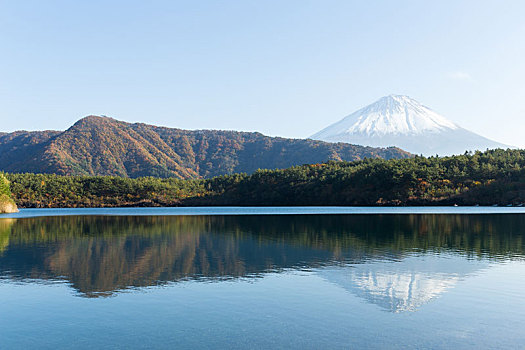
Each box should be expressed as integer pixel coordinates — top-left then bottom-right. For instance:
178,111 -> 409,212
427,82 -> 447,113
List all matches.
1,213 -> 524,349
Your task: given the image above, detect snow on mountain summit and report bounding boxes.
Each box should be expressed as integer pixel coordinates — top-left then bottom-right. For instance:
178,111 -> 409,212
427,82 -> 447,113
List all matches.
314,95 -> 458,138
311,95 -> 509,155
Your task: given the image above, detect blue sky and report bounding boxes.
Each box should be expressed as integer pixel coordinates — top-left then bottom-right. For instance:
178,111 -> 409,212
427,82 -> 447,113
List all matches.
2,0 -> 525,146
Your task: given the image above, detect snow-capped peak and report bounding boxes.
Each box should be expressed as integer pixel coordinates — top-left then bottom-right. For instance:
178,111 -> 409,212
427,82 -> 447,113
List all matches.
315,95 -> 458,138
310,95 -> 509,156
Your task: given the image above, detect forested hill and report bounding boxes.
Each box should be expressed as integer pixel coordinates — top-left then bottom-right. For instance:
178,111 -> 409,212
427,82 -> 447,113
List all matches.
5,149 -> 525,208
0,116 -> 410,179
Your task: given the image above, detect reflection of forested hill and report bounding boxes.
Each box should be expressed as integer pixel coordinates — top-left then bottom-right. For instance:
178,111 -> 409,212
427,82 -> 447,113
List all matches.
0,214 -> 524,297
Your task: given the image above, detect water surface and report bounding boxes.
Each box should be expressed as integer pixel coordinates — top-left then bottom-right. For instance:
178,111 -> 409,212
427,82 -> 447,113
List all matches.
1,213 -> 524,349
4,206 -> 525,218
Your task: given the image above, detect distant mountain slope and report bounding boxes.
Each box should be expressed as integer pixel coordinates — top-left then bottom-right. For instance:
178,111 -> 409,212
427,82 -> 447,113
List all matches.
311,95 -> 510,156
0,116 -> 411,178
0,130 -> 62,173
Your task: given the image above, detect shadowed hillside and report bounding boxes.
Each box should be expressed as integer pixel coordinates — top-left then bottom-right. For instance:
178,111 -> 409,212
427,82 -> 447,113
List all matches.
0,116 -> 411,178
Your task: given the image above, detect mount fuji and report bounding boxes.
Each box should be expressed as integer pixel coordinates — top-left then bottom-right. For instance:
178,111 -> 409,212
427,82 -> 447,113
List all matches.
311,95 -> 510,156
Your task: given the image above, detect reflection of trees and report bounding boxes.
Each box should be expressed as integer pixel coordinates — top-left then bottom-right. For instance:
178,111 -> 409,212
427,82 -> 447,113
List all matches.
0,219 -> 14,254
0,215 -> 524,297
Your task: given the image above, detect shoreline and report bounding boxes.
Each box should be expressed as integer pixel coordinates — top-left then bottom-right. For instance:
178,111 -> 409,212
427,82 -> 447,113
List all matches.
3,206 -> 525,218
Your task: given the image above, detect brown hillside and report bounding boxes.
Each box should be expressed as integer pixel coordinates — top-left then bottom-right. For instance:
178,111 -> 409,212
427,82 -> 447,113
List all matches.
0,116 -> 412,178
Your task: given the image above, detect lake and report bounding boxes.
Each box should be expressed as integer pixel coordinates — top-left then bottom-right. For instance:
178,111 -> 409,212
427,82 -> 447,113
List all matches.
1,208 -> 525,349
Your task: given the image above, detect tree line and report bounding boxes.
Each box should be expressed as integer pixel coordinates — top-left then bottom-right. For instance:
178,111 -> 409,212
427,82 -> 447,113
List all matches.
5,149 -> 525,207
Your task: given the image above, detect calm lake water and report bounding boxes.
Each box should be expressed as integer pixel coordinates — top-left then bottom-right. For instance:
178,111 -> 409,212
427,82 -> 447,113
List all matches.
1,209 -> 525,349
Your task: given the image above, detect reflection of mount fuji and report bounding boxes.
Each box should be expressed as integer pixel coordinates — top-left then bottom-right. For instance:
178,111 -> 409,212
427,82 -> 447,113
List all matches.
318,255 -> 488,313
1,214 -> 524,297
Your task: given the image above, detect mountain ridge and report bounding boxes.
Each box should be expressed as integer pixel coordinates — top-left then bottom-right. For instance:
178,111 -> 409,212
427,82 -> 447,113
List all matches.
0,115 -> 411,178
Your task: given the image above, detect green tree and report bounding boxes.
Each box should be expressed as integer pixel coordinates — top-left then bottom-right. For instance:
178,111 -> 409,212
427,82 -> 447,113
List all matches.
0,173 -> 18,213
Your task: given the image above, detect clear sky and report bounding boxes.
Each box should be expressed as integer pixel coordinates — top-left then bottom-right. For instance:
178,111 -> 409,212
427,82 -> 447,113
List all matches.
2,0 -> 525,146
